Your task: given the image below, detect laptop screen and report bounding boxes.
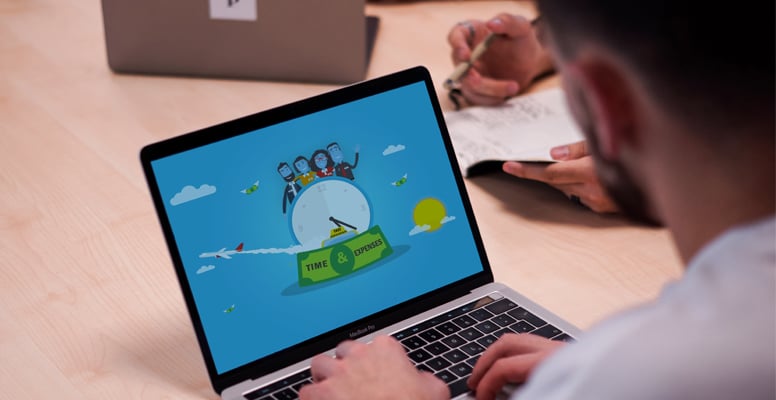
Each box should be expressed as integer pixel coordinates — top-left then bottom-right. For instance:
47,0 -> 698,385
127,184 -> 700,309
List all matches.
147,74 -> 487,375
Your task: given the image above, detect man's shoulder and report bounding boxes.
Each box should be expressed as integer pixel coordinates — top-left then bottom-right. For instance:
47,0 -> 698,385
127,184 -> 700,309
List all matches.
519,299 -> 774,399
518,234 -> 776,400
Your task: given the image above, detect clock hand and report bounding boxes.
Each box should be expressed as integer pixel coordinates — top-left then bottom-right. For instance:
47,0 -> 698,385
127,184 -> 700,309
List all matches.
328,216 -> 357,231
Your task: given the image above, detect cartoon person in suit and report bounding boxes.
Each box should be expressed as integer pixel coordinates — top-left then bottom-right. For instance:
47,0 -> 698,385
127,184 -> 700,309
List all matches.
328,142 -> 359,180
278,162 -> 302,214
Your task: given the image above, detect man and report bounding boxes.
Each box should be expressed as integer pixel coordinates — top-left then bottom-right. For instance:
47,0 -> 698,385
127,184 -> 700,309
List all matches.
327,142 -> 359,180
299,1 -> 775,399
278,162 -> 302,214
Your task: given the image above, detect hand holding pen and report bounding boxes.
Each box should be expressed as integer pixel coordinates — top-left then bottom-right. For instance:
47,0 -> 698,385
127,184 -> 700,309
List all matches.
445,14 -> 551,108
444,31 -> 497,91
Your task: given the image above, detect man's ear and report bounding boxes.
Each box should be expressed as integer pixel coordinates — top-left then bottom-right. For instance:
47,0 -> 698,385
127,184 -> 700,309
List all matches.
567,55 -> 638,160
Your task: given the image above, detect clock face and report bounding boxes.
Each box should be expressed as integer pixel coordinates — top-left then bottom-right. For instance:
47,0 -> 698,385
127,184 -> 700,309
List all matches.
289,178 -> 372,245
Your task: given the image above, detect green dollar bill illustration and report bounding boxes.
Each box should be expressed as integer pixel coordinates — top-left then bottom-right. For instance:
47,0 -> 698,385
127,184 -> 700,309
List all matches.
297,225 -> 393,286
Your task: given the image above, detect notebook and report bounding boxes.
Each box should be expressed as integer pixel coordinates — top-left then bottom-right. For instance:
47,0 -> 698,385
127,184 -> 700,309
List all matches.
101,0 -> 379,84
140,66 -> 580,399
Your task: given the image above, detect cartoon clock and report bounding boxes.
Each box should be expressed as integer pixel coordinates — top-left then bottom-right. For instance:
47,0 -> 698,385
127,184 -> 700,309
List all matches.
289,178 -> 372,246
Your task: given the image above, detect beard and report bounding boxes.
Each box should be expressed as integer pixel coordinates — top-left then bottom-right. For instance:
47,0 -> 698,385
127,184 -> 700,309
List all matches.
566,85 -> 661,226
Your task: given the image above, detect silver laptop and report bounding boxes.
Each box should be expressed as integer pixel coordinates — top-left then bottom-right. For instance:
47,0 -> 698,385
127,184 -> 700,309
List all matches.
102,0 -> 378,84
140,66 -> 580,399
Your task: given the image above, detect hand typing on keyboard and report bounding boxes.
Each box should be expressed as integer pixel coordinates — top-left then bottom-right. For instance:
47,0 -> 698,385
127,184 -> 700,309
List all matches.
299,332 -> 566,400
299,335 -> 449,400
467,334 -> 564,399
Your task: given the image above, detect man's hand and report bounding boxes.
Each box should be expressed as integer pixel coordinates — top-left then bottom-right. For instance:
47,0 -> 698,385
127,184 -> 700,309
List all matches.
447,13 -> 551,106
502,141 -> 619,213
468,333 -> 565,400
299,336 -> 450,400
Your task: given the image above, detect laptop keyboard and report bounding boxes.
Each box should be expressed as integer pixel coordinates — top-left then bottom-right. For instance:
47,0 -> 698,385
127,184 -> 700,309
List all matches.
243,295 -> 573,399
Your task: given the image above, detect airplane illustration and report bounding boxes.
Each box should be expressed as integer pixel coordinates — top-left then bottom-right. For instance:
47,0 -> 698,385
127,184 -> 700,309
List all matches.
200,242 -> 244,259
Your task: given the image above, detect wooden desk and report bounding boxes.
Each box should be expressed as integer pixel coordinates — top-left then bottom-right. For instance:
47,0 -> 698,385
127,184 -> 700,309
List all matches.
0,1 -> 682,398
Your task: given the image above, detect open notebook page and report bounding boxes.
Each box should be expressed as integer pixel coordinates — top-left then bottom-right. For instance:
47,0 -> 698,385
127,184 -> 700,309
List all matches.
444,88 -> 584,176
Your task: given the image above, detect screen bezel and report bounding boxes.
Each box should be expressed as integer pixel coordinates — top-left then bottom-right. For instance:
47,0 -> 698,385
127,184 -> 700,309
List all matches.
139,66 -> 494,394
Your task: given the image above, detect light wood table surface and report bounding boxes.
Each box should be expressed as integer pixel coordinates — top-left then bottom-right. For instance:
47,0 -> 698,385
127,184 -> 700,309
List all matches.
0,1 -> 682,398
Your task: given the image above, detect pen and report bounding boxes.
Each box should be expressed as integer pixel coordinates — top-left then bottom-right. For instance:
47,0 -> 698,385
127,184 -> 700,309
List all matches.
443,32 -> 496,90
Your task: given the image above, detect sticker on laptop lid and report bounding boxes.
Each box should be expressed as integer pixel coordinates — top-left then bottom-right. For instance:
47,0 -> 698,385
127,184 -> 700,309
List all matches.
208,0 -> 257,21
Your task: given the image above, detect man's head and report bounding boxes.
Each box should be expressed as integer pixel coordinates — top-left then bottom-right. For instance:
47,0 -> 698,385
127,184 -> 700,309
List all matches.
294,156 -> 311,174
535,1 -> 774,226
327,142 -> 344,163
277,162 -> 295,182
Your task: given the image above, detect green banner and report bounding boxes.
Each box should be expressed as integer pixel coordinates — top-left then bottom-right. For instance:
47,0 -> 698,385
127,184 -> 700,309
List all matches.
297,225 -> 393,286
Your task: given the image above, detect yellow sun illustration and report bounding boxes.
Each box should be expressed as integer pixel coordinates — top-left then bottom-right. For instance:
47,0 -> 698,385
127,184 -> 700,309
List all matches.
413,198 -> 447,232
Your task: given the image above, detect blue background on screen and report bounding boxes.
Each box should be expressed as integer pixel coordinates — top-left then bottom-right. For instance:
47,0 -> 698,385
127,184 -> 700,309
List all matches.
151,82 -> 485,373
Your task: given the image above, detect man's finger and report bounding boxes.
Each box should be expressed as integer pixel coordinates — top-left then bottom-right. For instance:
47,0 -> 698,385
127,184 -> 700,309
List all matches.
486,13 -> 533,39
334,340 -> 360,359
309,353 -> 339,382
447,25 -> 472,63
474,353 -> 547,400
457,70 -> 519,106
550,141 -> 589,161
503,159 -> 591,184
469,333 -> 556,388
420,371 -> 452,399
297,382 -> 320,400
462,71 -> 520,99
371,335 -> 408,357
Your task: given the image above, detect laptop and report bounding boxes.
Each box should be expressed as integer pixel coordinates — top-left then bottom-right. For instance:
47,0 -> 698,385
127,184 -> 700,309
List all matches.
101,0 -> 379,84
140,66 -> 580,399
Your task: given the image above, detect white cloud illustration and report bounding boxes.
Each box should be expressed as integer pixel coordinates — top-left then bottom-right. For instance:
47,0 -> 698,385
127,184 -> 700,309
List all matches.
170,184 -> 217,206
382,144 -> 406,156
441,215 -> 456,224
197,265 -> 216,274
409,224 -> 431,236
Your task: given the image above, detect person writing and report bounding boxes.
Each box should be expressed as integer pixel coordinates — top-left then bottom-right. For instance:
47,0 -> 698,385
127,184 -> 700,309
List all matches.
448,13 -> 618,214
298,1 -> 775,399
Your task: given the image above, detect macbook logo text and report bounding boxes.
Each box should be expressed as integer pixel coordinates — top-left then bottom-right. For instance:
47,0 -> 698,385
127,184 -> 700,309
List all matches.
208,0 -> 257,21
348,324 -> 376,339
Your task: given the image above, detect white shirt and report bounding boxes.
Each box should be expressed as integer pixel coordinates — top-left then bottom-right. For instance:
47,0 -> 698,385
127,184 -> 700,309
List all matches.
514,216 -> 776,400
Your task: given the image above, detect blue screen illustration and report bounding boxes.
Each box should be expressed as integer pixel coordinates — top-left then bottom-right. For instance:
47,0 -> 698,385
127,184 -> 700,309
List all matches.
151,82 -> 486,373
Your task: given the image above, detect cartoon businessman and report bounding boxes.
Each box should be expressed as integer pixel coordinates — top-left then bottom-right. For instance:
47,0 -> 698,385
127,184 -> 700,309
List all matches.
293,156 -> 317,186
278,162 -> 302,214
327,142 -> 359,180
311,149 -> 335,178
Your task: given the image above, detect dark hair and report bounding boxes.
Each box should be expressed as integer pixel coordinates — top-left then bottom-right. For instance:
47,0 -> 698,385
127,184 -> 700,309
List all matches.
277,162 -> 290,171
310,149 -> 332,172
326,142 -> 340,151
293,156 -> 310,173
536,1 -> 774,136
